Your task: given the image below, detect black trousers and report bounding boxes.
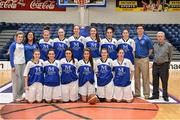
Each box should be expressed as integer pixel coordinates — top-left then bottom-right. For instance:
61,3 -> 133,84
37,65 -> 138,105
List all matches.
152,62 -> 170,98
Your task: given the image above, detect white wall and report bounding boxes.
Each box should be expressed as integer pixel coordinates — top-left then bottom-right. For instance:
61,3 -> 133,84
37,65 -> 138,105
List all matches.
0,0 -> 180,24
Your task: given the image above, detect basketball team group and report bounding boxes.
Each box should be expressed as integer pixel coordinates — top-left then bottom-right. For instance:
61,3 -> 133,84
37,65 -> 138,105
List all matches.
9,24 -> 172,104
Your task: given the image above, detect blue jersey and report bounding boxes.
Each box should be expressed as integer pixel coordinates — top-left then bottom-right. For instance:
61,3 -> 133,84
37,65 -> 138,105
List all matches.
78,60 -> 94,87
85,37 -> 100,58
134,34 -> 153,58
117,38 -> 135,64
68,36 -> 85,60
24,43 -> 39,63
43,60 -> 60,86
95,58 -> 113,86
23,60 -> 44,86
53,38 -> 69,60
101,38 -> 118,60
60,58 -> 78,84
39,39 -> 53,61
112,59 -> 134,87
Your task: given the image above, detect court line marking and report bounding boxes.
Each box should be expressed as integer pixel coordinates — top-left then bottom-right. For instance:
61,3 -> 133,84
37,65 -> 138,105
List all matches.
0,82 -> 12,93
1,104 -> 50,115
36,104 -> 91,120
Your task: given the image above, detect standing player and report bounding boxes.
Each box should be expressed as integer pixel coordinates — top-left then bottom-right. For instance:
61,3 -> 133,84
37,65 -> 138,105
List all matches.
60,48 -> 79,102
95,48 -> 114,102
43,49 -> 61,103
9,31 -> 26,102
24,49 -> 44,103
24,31 -> 39,63
68,25 -> 85,60
101,26 -> 118,60
117,28 -> 135,64
39,26 -> 53,61
78,48 -> 95,102
113,49 -> 134,103
53,28 -> 69,60
85,27 -> 101,60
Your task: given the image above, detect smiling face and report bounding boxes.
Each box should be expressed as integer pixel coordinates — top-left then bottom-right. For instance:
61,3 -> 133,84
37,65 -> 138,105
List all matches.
65,50 -> 72,60
101,49 -> 108,59
43,30 -> 50,42
90,28 -> 97,38
137,26 -> 144,36
117,49 -> 124,59
16,34 -> 24,44
122,29 -> 129,39
157,32 -> 165,43
33,51 -> 40,61
48,50 -> 55,61
73,26 -> 80,36
106,28 -> 113,39
83,50 -> 90,61
27,32 -> 34,41
58,28 -> 65,38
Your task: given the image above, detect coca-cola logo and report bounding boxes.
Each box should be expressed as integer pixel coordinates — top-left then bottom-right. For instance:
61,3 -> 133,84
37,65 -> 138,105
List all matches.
0,0 -> 18,9
30,0 -> 55,10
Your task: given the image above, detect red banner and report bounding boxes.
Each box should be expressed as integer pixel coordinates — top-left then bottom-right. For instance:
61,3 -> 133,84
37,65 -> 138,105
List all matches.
0,0 -> 66,11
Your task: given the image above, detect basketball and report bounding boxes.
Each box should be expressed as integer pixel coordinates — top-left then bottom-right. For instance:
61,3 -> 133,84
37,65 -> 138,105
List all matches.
88,94 -> 99,105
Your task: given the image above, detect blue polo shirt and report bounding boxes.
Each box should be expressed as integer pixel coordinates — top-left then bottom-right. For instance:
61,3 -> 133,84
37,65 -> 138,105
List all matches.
134,34 -> 153,58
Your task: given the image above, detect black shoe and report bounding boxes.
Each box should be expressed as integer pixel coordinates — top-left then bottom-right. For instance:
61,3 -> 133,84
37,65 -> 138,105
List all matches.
148,96 -> 159,100
163,97 -> 169,102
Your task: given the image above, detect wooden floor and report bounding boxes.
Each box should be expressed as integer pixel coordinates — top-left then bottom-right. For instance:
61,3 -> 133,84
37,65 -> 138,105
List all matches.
0,69 -> 180,119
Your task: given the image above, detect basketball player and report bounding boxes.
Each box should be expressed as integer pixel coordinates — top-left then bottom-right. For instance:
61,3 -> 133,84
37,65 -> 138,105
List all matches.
113,49 -> 134,103
78,48 -> 95,102
24,49 -> 44,103
95,48 -> 114,102
39,26 -> 53,61
9,31 -> 26,102
53,28 -> 69,60
43,49 -> 61,103
60,48 -> 79,102
117,28 -> 135,64
85,27 -> 101,60
101,26 -> 118,60
68,25 -> 85,60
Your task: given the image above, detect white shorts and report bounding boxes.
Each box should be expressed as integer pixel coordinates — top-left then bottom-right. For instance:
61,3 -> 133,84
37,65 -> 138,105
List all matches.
61,80 -> 78,102
113,84 -> 133,101
43,85 -> 61,101
96,80 -> 114,100
25,82 -> 43,102
79,81 -> 95,96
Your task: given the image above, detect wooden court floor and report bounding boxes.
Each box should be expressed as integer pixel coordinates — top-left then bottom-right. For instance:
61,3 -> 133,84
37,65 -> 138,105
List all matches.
0,69 -> 180,119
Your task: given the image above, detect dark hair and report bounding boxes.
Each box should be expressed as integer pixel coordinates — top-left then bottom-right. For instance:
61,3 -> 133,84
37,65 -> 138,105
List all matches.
136,24 -> 144,29
73,25 -> 80,30
24,31 -> 36,44
32,49 -> 40,62
90,26 -> 100,43
47,48 -> 55,59
106,26 -> 115,33
43,26 -> 51,31
117,48 -> 124,53
122,28 -> 129,33
83,48 -> 94,71
65,48 -> 75,64
100,48 -> 109,58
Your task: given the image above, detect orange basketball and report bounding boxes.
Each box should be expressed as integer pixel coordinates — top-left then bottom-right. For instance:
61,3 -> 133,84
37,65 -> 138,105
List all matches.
88,94 -> 99,105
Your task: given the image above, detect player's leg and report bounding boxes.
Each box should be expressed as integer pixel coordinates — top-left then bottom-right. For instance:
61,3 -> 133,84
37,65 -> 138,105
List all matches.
35,82 -> 43,103
43,85 -> 52,103
123,84 -> 133,103
52,85 -> 62,103
96,86 -> 106,102
113,86 -> 123,102
87,82 -> 95,98
27,83 -> 36,103
69,80 -> 79,102
105,81 -> 114,102
61,84 -> 70,102
134,59 -> 141,97
79,82 -> 88,102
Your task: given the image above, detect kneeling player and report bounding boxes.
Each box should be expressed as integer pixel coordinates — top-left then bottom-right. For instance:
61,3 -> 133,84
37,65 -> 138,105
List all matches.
78,48 -> 95,102
95,48 -> 114,102
43,49 -> 61,103
24,49 -> 44,103
113,49 -> 134,103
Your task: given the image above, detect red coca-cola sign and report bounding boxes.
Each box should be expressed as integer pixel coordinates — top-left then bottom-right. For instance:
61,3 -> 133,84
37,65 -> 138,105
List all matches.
0,0 -> 66,11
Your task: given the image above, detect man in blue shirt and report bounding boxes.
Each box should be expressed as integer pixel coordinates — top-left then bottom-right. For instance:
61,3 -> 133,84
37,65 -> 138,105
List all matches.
134,25 -> 153,99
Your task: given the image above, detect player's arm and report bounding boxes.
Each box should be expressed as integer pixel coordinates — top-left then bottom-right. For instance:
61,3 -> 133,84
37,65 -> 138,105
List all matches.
23,62 -> 30,90
129,60 -> 135,80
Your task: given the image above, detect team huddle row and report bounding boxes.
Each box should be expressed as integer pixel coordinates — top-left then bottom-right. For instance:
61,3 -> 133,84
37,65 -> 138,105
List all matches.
9,25 -> 152,103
